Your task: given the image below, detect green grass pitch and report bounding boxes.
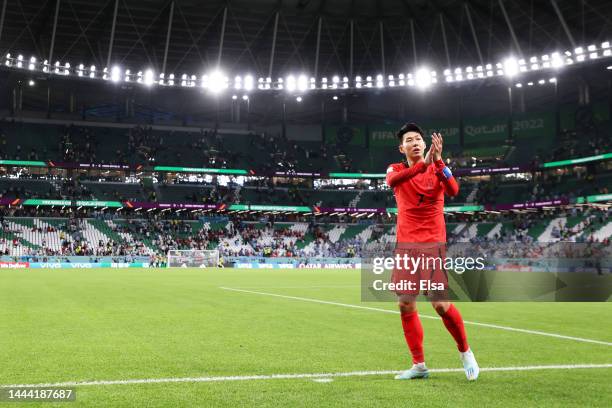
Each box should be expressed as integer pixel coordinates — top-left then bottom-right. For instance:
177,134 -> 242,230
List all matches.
0,268 -> 611,407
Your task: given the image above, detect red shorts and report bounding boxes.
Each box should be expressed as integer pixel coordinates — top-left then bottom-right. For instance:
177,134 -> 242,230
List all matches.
391,244 -> 449,299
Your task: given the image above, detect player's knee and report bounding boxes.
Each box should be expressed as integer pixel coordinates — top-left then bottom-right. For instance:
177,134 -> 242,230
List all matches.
432,301 -> 450,316
398,301 -> 417,313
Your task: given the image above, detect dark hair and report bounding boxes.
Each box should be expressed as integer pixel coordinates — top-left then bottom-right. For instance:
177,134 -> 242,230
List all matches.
396,122 -> 424,142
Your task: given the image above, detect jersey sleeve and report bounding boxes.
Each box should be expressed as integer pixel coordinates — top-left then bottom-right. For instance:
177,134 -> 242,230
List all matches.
433,159 -> 459,197
385,161 -> 427,188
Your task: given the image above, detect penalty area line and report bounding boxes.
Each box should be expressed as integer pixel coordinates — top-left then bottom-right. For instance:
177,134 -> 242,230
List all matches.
219,287 -> 612,347
2,364 -> 612,388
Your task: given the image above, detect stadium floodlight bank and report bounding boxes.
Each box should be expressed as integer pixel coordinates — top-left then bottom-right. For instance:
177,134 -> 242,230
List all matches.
3,40 -> 611,91
167,250 -> 219,268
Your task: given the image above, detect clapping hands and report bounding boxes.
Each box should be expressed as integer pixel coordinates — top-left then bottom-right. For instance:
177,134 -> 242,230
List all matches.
424,133 -> 443,165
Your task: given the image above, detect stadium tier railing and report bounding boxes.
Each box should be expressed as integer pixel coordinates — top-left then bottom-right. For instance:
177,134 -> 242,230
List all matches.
0,152 -> 610,177
2,194 -> 611,213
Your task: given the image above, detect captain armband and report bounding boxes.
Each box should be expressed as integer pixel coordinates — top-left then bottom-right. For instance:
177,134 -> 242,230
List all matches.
441,166 -> 453,179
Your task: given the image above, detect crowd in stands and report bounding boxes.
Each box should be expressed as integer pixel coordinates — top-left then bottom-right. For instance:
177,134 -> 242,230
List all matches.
0,121 -> 400,173
60,127 -> 97,163
1,206 -> 609,261
107,218 -> 365,258
474,160 -> 610,205
0,216 -> 151,257
539,125 -> 612,164
462,207 -> 610,247
0,106 -> 610,174
0,116 -> 610,261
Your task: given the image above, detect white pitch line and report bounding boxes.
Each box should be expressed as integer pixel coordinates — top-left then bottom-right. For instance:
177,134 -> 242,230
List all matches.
220,287 -> 612,347
2,364 -> 611,388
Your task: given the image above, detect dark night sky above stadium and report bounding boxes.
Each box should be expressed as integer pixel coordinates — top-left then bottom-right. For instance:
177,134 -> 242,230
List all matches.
1,0 -> 611,76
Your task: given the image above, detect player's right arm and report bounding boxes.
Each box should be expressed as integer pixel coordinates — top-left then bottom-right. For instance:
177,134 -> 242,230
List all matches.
386,161 -> 427,188
430,133 -> 459,196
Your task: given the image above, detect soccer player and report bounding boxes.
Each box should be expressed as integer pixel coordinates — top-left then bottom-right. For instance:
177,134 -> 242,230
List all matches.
386,122 -> 479,381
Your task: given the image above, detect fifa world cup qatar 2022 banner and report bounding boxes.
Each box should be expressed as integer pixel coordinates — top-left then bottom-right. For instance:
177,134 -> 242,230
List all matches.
367,111 -> 555,148
369,121 -> 460,147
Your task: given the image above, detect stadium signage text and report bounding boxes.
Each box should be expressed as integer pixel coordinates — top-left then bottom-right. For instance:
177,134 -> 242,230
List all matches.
153,166 -> 248,175
298,263 -> 360,269
0,262 -> 29,268
464,124 -> 506,137
372,279 -> 445,291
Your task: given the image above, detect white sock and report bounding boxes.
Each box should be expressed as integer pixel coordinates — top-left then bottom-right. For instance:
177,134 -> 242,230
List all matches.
460,348 -> 473,359
414,362 -> 427,370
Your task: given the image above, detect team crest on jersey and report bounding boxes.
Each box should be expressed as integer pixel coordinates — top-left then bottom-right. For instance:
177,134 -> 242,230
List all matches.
426,175 -> 435,189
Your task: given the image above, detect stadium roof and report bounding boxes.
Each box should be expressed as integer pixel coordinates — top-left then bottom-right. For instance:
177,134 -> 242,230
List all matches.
2,0 -> 612,78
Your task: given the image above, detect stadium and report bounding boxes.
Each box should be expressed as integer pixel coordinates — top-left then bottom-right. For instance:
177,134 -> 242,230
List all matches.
0,0 -> 610,406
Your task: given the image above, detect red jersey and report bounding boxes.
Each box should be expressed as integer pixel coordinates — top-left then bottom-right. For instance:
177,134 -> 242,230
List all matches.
386,159 -> 459,243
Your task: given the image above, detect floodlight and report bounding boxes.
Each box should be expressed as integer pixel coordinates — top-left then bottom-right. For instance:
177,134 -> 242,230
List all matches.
415,67 -> 432,88
244,75 -> 254,91
110,66 -> 121,82
503,57 -> 519,77
551,52 -> 563,68
208,70 -> 228,93
296,75 -> 307,92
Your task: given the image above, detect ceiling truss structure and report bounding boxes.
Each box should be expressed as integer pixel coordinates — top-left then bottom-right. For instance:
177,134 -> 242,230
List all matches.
0,0 -> 611,80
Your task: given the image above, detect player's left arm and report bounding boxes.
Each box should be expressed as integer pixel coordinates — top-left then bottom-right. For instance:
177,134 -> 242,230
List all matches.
431,133 -> 459,197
